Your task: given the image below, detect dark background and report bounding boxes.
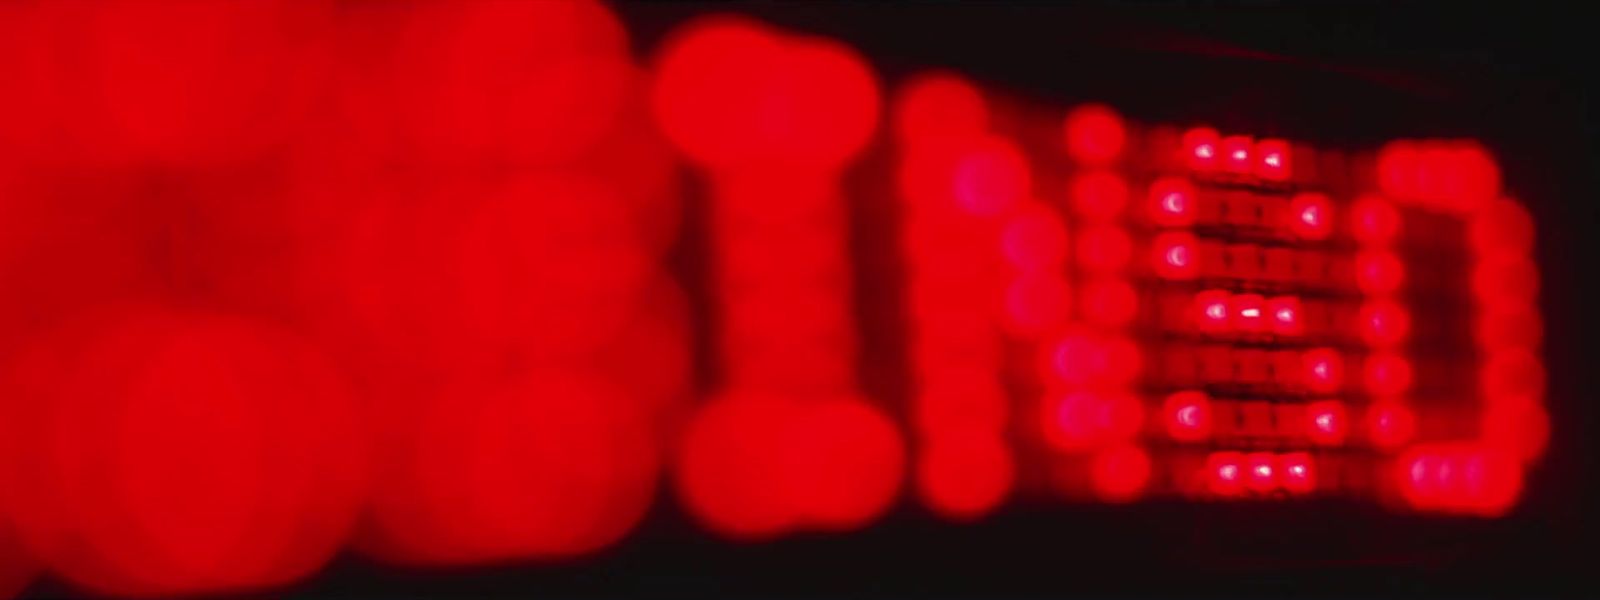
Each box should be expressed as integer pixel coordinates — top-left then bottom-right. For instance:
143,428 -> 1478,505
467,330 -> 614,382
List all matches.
42,2 -> 1592,598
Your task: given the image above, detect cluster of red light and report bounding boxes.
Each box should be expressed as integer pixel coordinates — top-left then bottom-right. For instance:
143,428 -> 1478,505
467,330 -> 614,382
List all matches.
0,4 -> 1549,598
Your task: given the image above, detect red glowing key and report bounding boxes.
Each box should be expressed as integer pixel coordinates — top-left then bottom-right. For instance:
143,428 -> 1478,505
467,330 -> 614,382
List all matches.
1363,353 -> 1413,396
1245,452 -> 1277,493
1302,347 -> 1343,394
1147,176 -> 1197,227
1288,192 -> 1334,240
1267,295 -> 1302,336
1230,293 -> 1267,334
1365,402 -> 1416,450
1194,289 -> 1231,334
1089,445 -> 1150,503
1350,194 -> 1402,244
1306,400 -> 1348,446
1358,300 -> 1411,347
1063,103 -> 1126,166
1255,138 -> 1290,181
1162,390 -> 1212,442
1220,135 -> 1253,174
1182,126 -> 1220,171
1355,250 -> 1405,295
1278,452 -> 1315,494
1150,231 -> 1199,280
1207,451 -> 1246,496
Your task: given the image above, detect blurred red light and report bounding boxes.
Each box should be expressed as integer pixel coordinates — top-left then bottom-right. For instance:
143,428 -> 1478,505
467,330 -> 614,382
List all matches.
1080,279 -> 1139,327
1182,127 -> 1221,171
1267,295 -> 1302,336
1076,226 -> 1133,272
1255,138 -> 1290,181
1363,353 -> 1414,396
1206,452 -> 1245,496
1278,452 -> 1315,494
1063,104 -> 1127,166
1221,135 -> 1253,174
1245,452 -> 1277,493
893,72 -> 988,144
1230,293 -> 1267,333
1351,195 -> 1402,244
916,432 -> 1014,520
953,136 -> 1032,216
1070,171 -> 1130,219
1358,300 -> 1411,347
1303,349 -> 1343,394
1089,445 -> 1151,503
1194,289 -> 1231,334
1366,402 -> 1416,450
1355,251 -> 1405,295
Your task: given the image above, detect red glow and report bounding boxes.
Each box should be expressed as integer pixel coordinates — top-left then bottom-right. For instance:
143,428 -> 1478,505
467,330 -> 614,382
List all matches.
1255,138 -> 1290,181
1147,176 -> 1197,227
1399,445 -> 1521,516
1163,391 -> 1212,442
676,396 -> 797,539
1004,273 -> 1071,335
1079,279 -> 1139,327
1267,296 -> 1302,336
1069,171 -> 1130,219
1075,226 -> 1133,272
1469,198 -> 1535,258
1358,300 -> 1411,347
1047,333 -> 1141,386
1063,104 -> 1127,165
1306,400 -> 1348,446
1355,251 -> 1405,295
1351,195 -> 1402,244
893,72 -> 987,144
1303,348 -> 1344,394
1366,402 -> 1416,450
1207,452 -> 1245,496
1363,353 -> 1414,396
916,433 -> 1014,521
1194,289 -> 1232,334
1000,205 -> 1069,270
1279,453 -> 1315,494
1481,348 -> 1546,401
785,399 -> 906,531
1182,127 -> 1221,171
1472,256 -> 1540,310
1230,293 -> 1267,334
1288,192 -> 1333,240
953,137 -> 1031,216
1245,452 -> 1277,493
1150,231 -> 1199,280
1221,135 -> 1253,174
1089,445 -> 1151,503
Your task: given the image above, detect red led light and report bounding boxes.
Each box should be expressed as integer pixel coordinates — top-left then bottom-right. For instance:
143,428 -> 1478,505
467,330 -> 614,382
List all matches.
1288,192 -> 1333,240
1398,445 -> 1521,516
1220,135 -> 1253,174
916,432 -> 1014,521
1245,452 -> 1277,493
1162,390 -> 1212,442
1150,231 -> 1199,280
1365,402 -> 1416,450
1042,392 -> 1142,450
1481,348 -> 1546,401
1004,273 -> 1071,335
1146,176 -> 1197,227
1089,445 -> 1150,503
892,72 -> 988,144
1182,126 -> 1220,171
1267,296 -> 1302,336
1255,138 -> 1290,181
1206,451 -> 1245,496
1063,103 -> 1126,166
1355,251 -> 1405,295
1047,333 -> 1141,386
1469,197 -> 1536,258
952,136 -> 1031,216
1278,452 -> 1315,494
1194,289 -> 1231,334
1471,255 -> 1539,310
1351,195 -> 1402,244
1069,171 -> 1130,219
1363,353 -> 1413,396
1306,400 -> 1348,446
1230,293 -> 1267,334
1000,205 -> 1069,270
1302,347 -> 1344,394
1358,300 -> 1411,347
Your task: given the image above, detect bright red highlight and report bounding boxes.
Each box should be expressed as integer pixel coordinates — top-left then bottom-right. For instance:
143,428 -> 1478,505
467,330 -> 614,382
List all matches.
1089,445 -> 1151,503
1288,192 -> 1334,240
1162,391 -> 1212,442
1255,138 -> 1290,181
1366,402 -> 1416,450
1278,453 -> 1315,494
1356,251 -> 1405,295
1267,295 -> 1302,336
1363,353 -> 1414,396
1182,127 -> 1221,171
1306,400 -> 1348,446
1245,452 -> 1277,493
1069,171 -> 1130,219
1150,231 -> 1199,280
1147,176 -> 1197,226
1221,135 -> 1253,174
1399,445 -> 1521,516
1063,103 -> 1127,165
1194,289 -> 1232,334
1303,348 -> 1344,394
1207,452 -> 1245,496
1358,300 -> 1412,347
1230,293 -> 1267,333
